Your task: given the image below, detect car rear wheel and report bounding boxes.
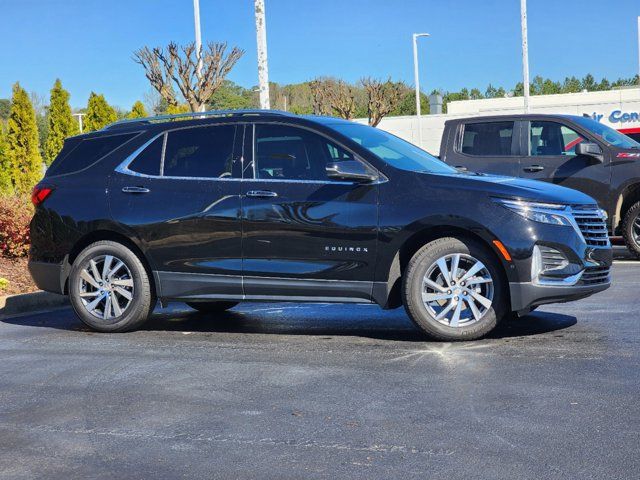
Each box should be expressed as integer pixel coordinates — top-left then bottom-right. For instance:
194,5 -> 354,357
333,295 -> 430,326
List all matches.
622,201 -> 640,258
186,301 -> 239,313
68,241 -> 155,332
402,237 -> 507,341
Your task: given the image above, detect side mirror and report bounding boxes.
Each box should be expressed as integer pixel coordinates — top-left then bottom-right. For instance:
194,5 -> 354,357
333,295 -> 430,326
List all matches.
326,160 -> 378,183
575,142 -> 603,160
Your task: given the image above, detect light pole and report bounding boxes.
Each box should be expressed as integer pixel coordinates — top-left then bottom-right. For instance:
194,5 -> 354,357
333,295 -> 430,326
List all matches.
73,113 -> 85,133
193,0 -> 205,112
255,0 -> 270,109
520,0 -> 531,113
412,33 -> 430,148
637,16 -> 640,85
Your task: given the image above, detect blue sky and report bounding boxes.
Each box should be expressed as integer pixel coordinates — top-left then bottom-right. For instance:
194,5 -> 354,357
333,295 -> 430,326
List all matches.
1,0 -> 638,109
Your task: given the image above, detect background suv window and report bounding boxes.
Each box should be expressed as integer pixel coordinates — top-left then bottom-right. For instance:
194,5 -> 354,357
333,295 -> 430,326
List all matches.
460,122 -> 514,156
254,124 -> 352,181
163,125 -> 235,178
529,121 -> 586,156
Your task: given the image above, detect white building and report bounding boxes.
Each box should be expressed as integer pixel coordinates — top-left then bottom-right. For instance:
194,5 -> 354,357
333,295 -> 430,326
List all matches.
368,87 -> 640,154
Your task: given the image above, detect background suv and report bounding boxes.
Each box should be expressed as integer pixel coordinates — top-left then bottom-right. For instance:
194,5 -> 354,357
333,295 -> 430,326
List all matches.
29,110 -> 612,340
439,114 -> 640,256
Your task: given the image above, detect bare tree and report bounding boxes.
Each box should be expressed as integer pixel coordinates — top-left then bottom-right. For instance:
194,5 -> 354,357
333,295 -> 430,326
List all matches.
309,78 -> 333,116
133,42 -> 244,113
360,77 -> 403,127
325,80 -> 356,120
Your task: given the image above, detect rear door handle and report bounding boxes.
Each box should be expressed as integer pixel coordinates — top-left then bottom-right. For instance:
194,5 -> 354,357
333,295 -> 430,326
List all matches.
523,165 -> 545,173
122,186 -> 150,194
455,166 -> 468,172
246,190 -> 278,198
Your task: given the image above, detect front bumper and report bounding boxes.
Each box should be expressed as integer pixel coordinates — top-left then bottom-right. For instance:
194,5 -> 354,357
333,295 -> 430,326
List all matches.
509,279 -> 611,312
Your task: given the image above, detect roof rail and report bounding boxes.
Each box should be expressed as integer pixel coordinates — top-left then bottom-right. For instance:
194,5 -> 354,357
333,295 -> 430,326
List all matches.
103,109 -> 294,130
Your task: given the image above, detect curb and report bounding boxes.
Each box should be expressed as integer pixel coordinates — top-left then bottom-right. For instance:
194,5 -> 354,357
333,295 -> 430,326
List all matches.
0,291 -> 69,318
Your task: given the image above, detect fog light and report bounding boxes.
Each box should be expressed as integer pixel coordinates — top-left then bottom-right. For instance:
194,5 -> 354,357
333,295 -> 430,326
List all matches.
532,245 -> 575,285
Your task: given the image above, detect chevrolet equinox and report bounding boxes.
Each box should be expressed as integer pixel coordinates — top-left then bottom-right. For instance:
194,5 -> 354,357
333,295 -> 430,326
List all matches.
28,110 -> 613,340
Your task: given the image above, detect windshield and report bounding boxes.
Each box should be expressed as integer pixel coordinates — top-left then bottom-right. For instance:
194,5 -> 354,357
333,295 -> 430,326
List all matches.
572,116 -> 640,149
329,123 -> 457,174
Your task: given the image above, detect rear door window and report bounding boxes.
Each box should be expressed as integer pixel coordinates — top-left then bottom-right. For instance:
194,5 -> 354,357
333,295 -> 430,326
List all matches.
47,133 -> 138,176
460,122 -> 514,156
163,125 -> 235,178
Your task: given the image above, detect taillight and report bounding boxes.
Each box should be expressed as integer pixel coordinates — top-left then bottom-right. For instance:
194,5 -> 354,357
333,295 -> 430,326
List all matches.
31,185 -> 54,206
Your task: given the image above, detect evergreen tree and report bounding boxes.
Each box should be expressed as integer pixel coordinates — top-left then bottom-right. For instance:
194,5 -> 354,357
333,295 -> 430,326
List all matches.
84,92 -> 117,131
0,122 -> 12,195
6,83 -> 43,194
44,79 -> 78,166
127,100 -> 148,119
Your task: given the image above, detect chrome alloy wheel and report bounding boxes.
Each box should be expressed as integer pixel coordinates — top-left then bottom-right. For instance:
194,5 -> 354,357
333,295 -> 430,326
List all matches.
421,253 -> 494,328
78,255 -> 134,321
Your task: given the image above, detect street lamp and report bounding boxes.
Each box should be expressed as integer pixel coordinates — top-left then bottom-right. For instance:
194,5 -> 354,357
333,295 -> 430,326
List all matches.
412,33 -> 430,148
73,113 -> 85,133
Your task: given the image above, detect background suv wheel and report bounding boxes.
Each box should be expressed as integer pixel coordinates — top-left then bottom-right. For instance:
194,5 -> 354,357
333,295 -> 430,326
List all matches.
622,201 -> 640,258
402,237 -> 507,341
68,240 -> 155,332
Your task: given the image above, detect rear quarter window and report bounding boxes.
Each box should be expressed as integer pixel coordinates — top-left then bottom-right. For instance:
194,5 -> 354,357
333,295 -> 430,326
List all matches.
47,132 -> 138,176
459,121 -> 514,156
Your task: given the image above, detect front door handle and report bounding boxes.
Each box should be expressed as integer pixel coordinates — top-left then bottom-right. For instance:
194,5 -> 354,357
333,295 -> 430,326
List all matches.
523,165 -> 545,173
122,186 -> 150,194
246,190 -> 278,198
455,166 -> 468,172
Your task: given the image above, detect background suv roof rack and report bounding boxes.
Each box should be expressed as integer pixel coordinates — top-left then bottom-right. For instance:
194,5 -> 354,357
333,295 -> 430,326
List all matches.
103,109 -> 293,130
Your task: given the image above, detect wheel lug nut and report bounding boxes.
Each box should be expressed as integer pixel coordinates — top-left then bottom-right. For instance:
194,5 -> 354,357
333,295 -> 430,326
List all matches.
447,290 -> 452,295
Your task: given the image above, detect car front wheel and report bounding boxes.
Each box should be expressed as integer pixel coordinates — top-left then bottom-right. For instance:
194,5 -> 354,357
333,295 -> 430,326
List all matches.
68,240 -> 155,332
402,237 -> 507,341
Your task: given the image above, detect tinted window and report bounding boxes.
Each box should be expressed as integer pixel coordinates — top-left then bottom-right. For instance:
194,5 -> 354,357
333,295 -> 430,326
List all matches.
254,124 -> 351,180
128,136 -> 163,175
529,121 -> 586,156
330,123 -> 455,174
47,133 -> 137,176
627,132 -> 640,143
163,125 -> 235,178
460,122 -> 514,156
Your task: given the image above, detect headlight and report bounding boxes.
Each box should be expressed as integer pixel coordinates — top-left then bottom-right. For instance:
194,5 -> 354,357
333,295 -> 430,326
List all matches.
494,199 -> 572,226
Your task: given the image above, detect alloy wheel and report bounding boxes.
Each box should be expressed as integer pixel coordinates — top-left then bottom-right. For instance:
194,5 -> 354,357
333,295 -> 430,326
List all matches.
421,253 -> 494,328
633,216 -> 640,247
78,255 -> 134,321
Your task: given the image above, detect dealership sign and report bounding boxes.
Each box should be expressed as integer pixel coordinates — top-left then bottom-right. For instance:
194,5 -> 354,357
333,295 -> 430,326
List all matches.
588,110 -> 640,124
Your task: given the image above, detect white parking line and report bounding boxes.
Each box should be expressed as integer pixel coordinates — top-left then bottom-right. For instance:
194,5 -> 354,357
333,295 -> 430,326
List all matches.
613,261 -> 639,264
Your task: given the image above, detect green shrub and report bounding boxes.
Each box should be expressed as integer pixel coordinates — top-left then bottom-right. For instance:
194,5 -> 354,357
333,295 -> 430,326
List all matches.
0,278 -> 9,291
0,195 -> 32,257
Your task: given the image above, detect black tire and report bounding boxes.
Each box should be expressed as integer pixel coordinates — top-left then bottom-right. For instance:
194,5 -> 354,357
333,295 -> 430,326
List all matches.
186,301 -> 239,313
622,201 -> 640,258
402,237 -> 507,341
68,240 -> 155,332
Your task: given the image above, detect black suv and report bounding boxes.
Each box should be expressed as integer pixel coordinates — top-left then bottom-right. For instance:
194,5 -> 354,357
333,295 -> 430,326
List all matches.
439,114 -> 640,256
29,110 -> 612,340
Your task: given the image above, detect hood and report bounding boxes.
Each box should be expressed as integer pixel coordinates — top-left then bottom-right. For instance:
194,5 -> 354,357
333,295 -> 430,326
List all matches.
424,171 -> 597,206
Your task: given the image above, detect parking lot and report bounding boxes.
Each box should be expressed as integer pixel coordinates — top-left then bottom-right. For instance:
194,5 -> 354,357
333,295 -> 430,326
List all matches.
0,256 -> 638,480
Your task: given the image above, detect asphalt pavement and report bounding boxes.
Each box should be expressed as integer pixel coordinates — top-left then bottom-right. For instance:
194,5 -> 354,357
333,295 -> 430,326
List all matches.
0,258 -> 638,479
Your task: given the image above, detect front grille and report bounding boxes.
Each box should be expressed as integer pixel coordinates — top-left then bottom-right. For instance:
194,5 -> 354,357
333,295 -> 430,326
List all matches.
579,266 -> 611,285
572,206 -> 609,247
